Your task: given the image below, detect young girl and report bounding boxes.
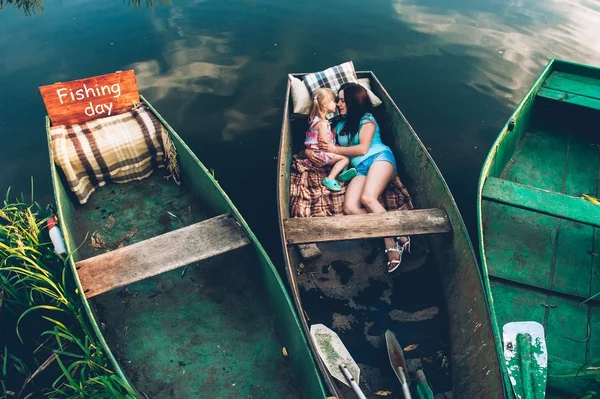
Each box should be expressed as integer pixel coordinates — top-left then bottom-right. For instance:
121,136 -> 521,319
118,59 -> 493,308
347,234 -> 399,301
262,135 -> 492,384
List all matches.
304,88 -> 357,191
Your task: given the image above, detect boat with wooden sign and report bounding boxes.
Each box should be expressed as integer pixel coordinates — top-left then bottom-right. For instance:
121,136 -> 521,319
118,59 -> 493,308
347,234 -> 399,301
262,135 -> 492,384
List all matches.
277,72 -> 505,398
41,71 -> 327,398
478,58 -> 600,397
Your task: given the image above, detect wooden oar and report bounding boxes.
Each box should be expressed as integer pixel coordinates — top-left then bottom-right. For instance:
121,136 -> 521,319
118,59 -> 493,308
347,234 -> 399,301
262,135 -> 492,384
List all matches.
502,322 -> 548,399
385,330 -> 412,399
310,324 -> 367,399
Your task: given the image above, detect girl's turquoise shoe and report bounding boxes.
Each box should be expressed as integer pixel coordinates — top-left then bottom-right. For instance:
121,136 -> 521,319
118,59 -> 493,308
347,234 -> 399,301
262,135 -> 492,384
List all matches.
322,178 -> 342,192
337,168 -> 357,182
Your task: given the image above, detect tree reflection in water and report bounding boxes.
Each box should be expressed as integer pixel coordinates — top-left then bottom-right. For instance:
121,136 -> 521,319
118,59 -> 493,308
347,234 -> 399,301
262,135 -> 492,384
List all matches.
0,0 -> 170,16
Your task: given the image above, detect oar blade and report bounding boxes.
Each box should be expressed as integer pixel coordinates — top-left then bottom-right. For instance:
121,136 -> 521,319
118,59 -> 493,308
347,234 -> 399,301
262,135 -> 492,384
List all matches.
502,321 -> 548,399
384,329 -> 410,386
310,324 -> 360,387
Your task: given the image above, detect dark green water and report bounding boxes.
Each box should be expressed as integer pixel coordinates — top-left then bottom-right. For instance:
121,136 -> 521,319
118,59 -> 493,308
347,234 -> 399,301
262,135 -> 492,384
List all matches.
1,0 -> 600,254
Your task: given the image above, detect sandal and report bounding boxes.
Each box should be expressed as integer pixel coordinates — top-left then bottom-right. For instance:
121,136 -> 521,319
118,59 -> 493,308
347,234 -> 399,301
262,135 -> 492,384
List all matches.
322,178 -> 342,192
385,243 -> 403,273
386,237 -> 410,273
396,236 -> 411,254
338,168 -> 357,182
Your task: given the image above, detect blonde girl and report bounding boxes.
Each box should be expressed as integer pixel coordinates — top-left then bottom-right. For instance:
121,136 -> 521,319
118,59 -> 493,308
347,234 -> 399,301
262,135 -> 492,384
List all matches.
304,88 -> 357,191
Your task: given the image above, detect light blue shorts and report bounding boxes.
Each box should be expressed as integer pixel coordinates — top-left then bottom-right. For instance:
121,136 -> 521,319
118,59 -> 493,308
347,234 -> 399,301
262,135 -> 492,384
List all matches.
355,150 -> 397,177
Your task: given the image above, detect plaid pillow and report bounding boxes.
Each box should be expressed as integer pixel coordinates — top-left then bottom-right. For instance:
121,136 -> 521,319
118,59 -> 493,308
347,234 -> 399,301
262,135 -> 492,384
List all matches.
302,61 -> 359,97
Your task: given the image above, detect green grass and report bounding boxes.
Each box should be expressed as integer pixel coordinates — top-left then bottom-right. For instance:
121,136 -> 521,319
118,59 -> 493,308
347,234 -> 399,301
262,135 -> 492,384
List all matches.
0,186 -> 137,398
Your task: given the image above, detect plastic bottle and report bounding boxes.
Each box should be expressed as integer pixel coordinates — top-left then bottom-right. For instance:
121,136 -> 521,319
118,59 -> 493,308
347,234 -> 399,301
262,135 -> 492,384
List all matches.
47,217 -> 67,256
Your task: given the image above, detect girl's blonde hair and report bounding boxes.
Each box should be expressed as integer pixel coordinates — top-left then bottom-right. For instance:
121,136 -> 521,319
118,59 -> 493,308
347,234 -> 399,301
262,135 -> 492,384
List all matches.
309,87 -> 335,122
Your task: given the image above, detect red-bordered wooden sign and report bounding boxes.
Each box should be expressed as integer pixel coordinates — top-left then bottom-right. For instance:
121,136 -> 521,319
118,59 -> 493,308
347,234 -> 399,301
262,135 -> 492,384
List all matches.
39,70 -> 140,126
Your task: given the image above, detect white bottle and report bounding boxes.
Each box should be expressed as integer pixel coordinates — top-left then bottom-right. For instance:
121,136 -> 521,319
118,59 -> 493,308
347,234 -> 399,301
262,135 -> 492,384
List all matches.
47,217 -> 67,256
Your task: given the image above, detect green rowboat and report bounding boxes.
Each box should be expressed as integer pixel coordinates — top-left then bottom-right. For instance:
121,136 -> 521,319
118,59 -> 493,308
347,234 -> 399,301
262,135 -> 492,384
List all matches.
47,95 -> 327,398
477,58 -> 600,397
278,72 -> 505,398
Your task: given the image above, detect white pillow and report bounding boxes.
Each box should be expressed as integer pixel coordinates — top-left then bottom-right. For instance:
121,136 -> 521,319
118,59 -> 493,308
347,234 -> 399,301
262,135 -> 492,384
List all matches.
289,75 -> 382,115
357,78 -> 383,108
289,74 -> 312,114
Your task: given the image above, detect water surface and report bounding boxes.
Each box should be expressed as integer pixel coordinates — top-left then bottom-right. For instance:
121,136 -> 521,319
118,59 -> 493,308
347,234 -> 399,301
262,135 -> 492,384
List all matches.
1,1 -> 599,394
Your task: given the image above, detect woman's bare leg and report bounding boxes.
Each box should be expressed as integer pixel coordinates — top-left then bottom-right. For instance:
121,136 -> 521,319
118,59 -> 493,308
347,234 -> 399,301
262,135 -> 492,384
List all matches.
326,155 -> 349,181
343,175 -> 367,215
359,161 -> 409,269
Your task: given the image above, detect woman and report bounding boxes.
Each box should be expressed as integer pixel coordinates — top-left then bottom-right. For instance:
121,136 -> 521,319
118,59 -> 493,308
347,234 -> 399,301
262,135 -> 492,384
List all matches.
305,83 -> 410,273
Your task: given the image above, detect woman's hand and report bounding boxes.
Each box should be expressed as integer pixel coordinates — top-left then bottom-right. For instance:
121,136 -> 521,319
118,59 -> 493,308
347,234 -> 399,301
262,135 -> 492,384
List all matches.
304,149 -> 326,167
318,139 -> 337,154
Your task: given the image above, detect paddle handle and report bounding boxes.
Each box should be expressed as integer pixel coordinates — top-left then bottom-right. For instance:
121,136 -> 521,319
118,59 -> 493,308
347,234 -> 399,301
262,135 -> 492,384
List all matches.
340,364 -> 367,399
397,367 -> 413,399
518,333 -> 534,399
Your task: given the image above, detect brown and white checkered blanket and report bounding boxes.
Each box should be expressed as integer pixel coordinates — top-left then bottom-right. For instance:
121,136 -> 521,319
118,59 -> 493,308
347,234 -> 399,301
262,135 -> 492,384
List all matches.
50,104 -> 173,204
290,153 -> 414,218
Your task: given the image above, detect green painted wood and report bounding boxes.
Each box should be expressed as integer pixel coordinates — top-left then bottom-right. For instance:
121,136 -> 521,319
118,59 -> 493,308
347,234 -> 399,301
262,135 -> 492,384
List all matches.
47,96 -> 328,399
538,87 -> 600,111
478,58 -> 600,398
544,71 -> 600,99
482,177 -> 600,228
279,72 -> 505,398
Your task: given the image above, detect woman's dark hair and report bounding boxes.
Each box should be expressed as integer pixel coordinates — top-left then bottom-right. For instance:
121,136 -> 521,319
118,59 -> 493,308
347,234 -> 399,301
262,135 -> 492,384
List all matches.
338,83 -> 373,145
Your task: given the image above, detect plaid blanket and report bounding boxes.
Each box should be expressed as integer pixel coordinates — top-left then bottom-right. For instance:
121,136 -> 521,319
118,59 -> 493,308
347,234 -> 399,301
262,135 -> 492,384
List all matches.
290,153 -> 414,218
50,104 -> 172,204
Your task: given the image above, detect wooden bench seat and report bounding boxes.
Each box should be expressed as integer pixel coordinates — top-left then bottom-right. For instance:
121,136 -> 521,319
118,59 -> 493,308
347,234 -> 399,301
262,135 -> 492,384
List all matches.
76,213 -> 251,298
538,71 -> 600,111
482,176 -> 600,228
283,208 -> 452,244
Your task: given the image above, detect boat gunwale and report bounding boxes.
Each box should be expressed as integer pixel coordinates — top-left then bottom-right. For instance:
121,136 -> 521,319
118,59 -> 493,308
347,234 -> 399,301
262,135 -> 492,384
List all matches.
476,58 -> 557,398
278,71 -> 504,398
48,95 -> 327,398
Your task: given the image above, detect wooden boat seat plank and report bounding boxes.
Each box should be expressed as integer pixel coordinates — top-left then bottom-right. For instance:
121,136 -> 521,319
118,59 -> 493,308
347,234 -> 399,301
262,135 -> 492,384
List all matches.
537,87 -> 600,112
283,208 -> 451,244
543,71 -> 600,99
76,213 -> 251,298
482,176 -> 600,228
538,70 -> 600,111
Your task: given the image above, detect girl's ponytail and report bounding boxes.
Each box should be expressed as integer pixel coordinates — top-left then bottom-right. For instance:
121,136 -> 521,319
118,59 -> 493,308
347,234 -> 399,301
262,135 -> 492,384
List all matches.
309,95 -> 321,121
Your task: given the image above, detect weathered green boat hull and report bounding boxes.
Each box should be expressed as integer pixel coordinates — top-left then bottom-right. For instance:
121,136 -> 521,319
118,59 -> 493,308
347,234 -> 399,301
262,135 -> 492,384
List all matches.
46,96 -> 327,398
478,59 -> 600,397
277,72 -> 505,398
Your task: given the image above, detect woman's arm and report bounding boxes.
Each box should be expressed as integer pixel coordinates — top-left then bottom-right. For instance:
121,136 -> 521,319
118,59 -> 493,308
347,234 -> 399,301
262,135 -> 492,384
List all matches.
304,148 -> 326,167
319,121 -> 375,156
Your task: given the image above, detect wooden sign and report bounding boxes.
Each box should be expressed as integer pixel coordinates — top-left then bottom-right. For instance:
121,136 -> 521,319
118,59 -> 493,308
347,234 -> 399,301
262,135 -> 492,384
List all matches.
39,70 -> 140,126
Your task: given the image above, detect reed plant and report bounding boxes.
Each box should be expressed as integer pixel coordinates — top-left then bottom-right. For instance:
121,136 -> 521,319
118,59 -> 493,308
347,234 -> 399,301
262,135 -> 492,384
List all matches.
0,187 -> 137,398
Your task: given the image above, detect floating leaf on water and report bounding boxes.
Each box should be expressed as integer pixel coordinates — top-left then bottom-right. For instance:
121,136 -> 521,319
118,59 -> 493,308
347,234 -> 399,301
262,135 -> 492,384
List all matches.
105,215 -> 116,229
404,344 -> 419,351
375,391 -> 392,396
582,194 -> 600,205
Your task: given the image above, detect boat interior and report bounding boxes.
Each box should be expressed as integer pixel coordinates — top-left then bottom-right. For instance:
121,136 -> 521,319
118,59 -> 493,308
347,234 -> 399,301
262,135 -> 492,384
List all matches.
481,64 -> 600,396
282,109 -> 456,398
51,102 -> 312,398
